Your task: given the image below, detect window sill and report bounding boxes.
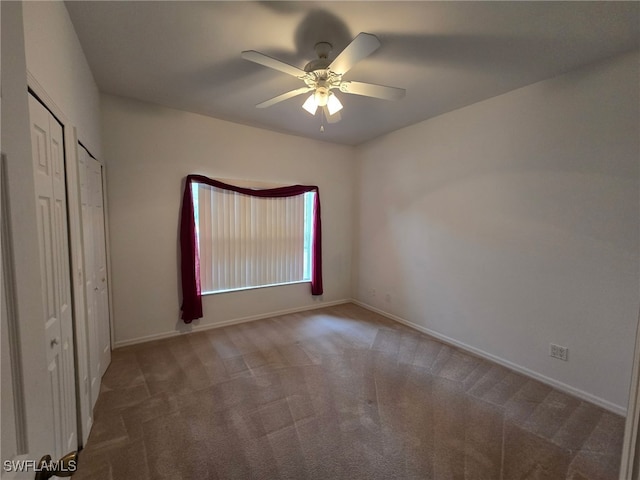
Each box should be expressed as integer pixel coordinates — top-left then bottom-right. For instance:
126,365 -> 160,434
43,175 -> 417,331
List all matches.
201,280 -> 311,296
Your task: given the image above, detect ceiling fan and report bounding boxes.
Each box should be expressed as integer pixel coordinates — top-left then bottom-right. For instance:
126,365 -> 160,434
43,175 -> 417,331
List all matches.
241,33 -> 406,124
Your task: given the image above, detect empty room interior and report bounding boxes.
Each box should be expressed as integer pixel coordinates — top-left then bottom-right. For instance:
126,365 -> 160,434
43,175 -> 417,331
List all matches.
2,1 -> 639,479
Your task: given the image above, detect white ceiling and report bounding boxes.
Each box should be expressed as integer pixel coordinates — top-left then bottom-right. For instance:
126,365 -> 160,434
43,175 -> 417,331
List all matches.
66,1 -> 639,146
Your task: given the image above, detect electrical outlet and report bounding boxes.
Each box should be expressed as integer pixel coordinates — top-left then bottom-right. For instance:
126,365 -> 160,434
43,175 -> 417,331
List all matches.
369,288 -> 376,298
549,343 -> 568,361
385,293 -> 391,303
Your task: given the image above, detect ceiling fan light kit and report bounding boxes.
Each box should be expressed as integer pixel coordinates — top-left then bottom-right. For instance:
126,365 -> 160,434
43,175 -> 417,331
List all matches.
302,90 -> 343,116
241,32 -> 405,126
326,93 -> 343,115
302,94 -> 319,115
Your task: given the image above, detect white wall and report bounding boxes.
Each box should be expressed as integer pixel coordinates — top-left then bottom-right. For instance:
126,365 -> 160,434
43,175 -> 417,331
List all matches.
1,0 -> 57,459
354,51 -> 639,413
22,1 -> 102,157
101,94 -> 354,346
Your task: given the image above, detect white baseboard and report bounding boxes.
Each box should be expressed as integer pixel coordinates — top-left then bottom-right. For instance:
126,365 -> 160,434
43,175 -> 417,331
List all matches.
351,299 -> 626,416
113,299 -> 350,349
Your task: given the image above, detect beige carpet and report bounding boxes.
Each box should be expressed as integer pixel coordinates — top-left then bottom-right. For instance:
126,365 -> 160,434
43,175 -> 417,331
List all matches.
73,303 -> 624,479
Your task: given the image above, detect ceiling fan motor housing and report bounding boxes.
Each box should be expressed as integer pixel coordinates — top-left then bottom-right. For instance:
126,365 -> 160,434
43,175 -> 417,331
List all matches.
304,41 -> 333,72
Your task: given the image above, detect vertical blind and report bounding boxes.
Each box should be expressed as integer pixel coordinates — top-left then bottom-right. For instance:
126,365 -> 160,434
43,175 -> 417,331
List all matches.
194,183 -> 311,293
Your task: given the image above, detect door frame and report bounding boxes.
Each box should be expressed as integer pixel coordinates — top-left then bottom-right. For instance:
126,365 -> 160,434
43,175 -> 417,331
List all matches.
1,152 -> 31,478
620,307 -> 640,479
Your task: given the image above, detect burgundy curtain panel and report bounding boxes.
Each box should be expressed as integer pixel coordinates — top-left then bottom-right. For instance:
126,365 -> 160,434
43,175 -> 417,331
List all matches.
179,174 -> 323,323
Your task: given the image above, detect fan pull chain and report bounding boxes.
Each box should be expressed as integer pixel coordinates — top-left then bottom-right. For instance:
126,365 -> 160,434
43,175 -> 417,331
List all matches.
320,108 -> 325,133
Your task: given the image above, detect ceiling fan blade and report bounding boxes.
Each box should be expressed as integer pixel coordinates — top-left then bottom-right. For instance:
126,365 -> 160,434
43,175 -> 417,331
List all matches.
256,87 -> 312,108
329,32 -> 381,75
339,81 -> 406,101
323,106 -> 341,124
241,50 -> 306,78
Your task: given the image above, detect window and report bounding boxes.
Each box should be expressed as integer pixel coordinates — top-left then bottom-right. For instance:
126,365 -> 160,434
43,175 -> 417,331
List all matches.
192,182 -> 315,294
180,174 -> 322,322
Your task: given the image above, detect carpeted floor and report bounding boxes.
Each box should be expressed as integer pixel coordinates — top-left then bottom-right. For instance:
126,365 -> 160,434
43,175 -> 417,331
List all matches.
73,303 -> 625,479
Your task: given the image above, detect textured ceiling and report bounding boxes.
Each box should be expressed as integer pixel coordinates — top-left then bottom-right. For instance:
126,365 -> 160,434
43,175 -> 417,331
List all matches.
66,1 -> 639,145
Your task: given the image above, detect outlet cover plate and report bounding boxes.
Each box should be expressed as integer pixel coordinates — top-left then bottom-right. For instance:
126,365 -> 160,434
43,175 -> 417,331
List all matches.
549,343 -> 568,361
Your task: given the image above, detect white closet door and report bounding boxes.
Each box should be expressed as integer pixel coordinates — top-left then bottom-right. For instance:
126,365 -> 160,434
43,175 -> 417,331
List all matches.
79,148 -> 111,411
28,95 -> 77,459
